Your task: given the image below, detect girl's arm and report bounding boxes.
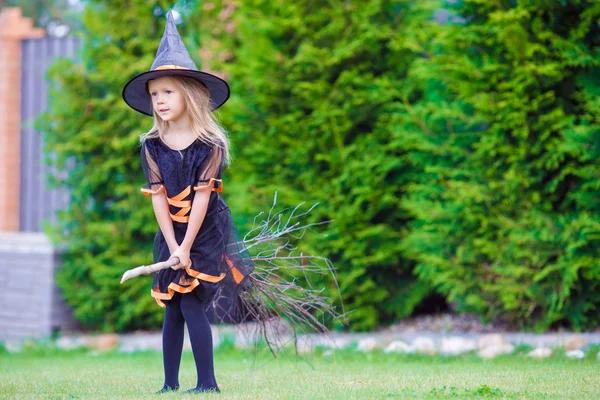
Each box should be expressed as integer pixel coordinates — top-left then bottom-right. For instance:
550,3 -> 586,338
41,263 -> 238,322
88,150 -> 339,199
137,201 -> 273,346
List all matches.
180,187 -> 211,251
169,187 -> 210,269
151,190 -> 179,253
141,142 -> 177,251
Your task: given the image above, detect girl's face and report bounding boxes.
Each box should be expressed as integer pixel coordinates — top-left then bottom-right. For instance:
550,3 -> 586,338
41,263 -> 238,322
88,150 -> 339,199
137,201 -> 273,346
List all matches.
148,76 -> 186,123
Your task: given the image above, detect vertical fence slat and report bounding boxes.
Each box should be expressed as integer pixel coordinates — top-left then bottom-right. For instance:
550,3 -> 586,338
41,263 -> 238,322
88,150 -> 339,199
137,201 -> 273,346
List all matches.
20,36 -> 81,233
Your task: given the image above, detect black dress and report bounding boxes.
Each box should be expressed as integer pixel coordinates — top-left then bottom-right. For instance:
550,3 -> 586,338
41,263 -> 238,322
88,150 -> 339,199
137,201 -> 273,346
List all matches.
140,136 -> 253,313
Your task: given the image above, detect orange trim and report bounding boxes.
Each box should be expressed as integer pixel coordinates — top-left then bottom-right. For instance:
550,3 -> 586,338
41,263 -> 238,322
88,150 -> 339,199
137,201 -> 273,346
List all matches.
154,65 -> 189,71
193,178 -> 223,193
171,208 -> 190,222
168,279 -> 200,293
184,265 -> 226,283
231,267 -> 244,284
171,186 -> 191,201
141,185 -> 165,197
173,208 -> 189,217
151,289 -> 173,300
149,260 -> 226,307
167,186 -> 191,223
168,199 -> 191,208
170,214 -> 189,223
224,253 -> 235,268
224,254 -> 244,284
151,281 -> 199,305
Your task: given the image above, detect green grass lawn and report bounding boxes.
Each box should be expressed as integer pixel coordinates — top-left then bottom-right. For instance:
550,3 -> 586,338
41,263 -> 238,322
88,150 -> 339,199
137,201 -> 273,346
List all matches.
1,342 -> 599,399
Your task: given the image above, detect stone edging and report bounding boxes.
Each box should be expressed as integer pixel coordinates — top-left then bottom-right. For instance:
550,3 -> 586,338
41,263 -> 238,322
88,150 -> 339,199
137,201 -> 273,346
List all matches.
3,328 -> 600,360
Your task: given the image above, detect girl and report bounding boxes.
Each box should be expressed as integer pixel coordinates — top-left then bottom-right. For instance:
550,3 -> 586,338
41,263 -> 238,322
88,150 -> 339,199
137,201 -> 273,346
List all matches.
122,12 -> 253,394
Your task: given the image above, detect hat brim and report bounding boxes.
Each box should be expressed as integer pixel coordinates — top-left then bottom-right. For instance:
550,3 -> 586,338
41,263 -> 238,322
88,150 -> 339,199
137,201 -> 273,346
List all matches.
122,69 -> 230,116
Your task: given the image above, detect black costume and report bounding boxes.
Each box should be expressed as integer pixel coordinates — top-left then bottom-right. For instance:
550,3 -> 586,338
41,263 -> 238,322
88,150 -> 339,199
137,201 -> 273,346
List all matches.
140,137 -> 252,308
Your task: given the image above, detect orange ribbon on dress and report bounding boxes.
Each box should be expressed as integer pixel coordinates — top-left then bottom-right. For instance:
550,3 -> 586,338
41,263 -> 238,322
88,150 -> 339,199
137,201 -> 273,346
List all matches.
193,178 -> 223,193
150,260 -> 226,308
167,186 -> 192,223
142,180 -> 224,223
141,184 -> 165,196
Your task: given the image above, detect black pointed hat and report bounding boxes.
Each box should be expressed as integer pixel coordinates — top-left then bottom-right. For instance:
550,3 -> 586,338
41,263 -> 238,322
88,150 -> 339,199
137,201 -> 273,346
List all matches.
122,11 -> 230,116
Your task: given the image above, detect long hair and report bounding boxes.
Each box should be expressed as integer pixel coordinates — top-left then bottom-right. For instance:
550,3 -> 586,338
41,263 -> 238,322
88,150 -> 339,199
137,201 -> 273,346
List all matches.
139,75 -> 231,166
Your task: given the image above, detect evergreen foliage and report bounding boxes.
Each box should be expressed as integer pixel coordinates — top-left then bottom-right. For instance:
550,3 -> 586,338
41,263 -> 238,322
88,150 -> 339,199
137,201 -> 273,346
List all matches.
39,0 -> 599,332
402,0 -> 600,330
195,0 -> 440,330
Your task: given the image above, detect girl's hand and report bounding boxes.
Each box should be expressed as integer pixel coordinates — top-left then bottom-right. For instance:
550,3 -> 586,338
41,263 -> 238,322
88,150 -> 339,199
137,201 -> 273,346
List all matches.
169,246 -> 191,270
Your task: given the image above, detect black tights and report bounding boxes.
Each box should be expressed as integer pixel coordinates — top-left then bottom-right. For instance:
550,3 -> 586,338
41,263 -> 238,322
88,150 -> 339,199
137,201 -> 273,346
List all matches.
160,291 -> 219,393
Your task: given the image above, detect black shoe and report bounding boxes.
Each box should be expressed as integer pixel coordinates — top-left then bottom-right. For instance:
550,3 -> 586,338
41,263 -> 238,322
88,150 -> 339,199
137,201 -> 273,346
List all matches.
183,386 -> 220,394
155,385 -> 179,394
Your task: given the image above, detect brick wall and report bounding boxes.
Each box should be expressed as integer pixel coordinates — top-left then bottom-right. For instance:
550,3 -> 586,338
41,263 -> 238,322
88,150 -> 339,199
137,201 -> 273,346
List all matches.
0,8 -> 44,231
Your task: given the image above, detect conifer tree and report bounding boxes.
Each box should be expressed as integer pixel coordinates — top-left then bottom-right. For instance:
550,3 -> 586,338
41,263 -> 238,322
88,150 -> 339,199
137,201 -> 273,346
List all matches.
194,0 -> 440,330
402,0 -> 600,330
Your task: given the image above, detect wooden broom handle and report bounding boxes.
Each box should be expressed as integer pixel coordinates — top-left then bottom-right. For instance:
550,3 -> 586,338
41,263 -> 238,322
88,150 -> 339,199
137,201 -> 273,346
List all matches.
120,257 -> 181,284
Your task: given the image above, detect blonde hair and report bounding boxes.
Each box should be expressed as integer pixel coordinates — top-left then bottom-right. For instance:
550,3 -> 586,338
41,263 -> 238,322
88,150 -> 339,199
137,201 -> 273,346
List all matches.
139,75 -> 231,165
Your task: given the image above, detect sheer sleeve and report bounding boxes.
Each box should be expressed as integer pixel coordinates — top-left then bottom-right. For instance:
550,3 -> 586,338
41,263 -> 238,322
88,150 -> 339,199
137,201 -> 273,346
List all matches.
140,141 -> 165,196
193,145 -> 224,192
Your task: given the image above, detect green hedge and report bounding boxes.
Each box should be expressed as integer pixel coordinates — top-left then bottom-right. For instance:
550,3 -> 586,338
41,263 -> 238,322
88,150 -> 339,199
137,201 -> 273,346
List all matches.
40,0 -> 599,332
194,0 -> 441,330
401,0 -> 600,330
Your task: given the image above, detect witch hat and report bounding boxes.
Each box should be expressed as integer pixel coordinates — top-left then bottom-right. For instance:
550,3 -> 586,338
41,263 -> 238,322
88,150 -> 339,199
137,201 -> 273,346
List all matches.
122,11 -> 230,116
